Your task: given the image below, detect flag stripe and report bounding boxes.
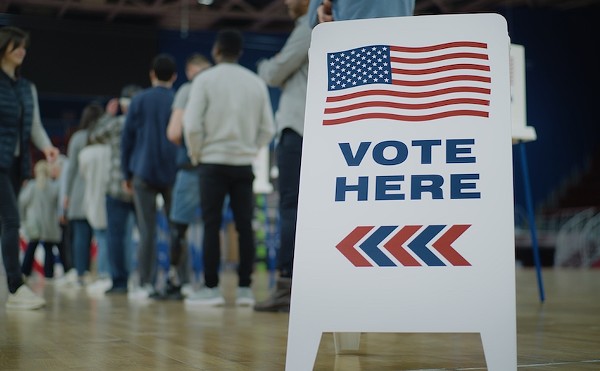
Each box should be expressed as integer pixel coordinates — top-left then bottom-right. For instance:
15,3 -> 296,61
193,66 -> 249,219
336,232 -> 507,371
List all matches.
324,98 -> 490,114
391,52 -> 489,64
326,86 -> 491,102
323,110 -> 489,126
390,41 -> 487,53
391,63 -> 490,75
391,74 -> 491,87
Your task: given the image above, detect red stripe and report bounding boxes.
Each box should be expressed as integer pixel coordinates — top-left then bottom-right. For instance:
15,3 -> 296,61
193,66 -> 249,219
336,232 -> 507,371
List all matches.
391,63 -> 490,75
390,41 -> 487,53
383,226 -> 422,266
323,110 -> 489,125
391,52 -> 489,64
324,98 -> 490,114
326,86 -> 491,102
336,226 -> 373,267
391,75 -> 491,87
432,225 -> 471,266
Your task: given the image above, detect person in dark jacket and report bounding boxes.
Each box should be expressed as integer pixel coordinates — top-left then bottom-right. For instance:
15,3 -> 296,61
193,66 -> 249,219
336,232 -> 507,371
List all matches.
0,26 -> 59,309
121,54 -> 178,300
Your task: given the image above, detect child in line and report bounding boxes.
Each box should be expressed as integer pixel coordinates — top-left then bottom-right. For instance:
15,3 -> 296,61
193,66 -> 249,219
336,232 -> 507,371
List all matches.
19,159 -> 62,280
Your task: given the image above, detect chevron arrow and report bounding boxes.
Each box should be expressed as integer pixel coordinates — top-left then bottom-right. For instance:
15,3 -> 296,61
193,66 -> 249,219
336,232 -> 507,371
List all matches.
359,226 -> 397,266
407,225 -> 446,266
432,224 -> 471,266
383,225 -> 422,266
336,226 -> 373,267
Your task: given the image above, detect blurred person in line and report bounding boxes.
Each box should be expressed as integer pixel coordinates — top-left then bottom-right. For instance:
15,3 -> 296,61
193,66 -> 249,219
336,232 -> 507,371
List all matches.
0,26 -> 59,310
308,0 -> 414,25
89,84 -> 142,294
165,53 -> 212,300
183,29 -> 275,307
78,136 -> 112,294
121,54 -> 178,300
254,0 -> 310,313
50,154 -> 78,285
19,159 -> 61,281
64,103 -> 104,286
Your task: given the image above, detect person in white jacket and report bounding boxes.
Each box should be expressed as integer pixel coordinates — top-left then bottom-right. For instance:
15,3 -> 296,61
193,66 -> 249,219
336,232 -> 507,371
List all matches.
78,141 -> 112,294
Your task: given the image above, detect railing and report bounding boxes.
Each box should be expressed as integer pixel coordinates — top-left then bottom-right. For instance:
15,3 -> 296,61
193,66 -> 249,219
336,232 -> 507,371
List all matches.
554,208 -> 600,267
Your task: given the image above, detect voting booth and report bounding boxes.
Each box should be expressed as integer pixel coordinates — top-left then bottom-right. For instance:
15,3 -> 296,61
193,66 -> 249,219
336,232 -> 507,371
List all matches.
286,14 -> 517,370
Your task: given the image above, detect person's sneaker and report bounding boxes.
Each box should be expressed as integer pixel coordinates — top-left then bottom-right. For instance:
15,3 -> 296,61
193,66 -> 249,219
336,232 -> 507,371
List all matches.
6,285 -> 46,310
181,283 -> 194,297
184,287 -> 225,306
155,280 -> 183,301
128,284 -> 156,301
86,277 -> 113,295
254,277 -> 291,313
105,286 -> 128,295
235,287 -> 255,306
55,268 -> 79,287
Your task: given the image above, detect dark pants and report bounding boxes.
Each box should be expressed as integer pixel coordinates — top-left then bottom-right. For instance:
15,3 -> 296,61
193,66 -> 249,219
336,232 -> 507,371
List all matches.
71,219 -> 93,277
277,129 -> 303,278
106,195 -> 137,289
198,164 -> 255,288
57,223 -> 73,272
0,161 -> 24,293
22,240 -> 56,278
132,176 -> 172,287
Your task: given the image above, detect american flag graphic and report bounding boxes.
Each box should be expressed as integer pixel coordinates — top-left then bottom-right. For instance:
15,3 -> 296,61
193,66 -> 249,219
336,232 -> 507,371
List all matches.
324,41 -> 491,125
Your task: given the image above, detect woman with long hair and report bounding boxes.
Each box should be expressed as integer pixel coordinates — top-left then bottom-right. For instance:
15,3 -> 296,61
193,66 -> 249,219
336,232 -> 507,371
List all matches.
0,26 -> 59,309
64,102 -> 104,286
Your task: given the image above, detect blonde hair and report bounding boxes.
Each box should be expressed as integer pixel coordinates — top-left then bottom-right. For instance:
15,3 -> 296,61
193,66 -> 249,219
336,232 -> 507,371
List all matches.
33,159 -> 50,189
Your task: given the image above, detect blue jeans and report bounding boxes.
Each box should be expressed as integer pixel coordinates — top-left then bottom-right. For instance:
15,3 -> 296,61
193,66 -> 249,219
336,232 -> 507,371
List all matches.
106,196 -> 136,289
0,165 -> 24,293
170,168 -> 201,225
93,228 -> 110,278
277,129 -> 303,278
198,164 -> 255,288
71,219 -> 93,277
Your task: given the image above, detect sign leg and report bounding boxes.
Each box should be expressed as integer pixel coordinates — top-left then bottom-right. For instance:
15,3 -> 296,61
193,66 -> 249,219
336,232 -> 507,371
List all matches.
285,327 -> 321,371
334,332 -> 361,354
481,327 -> 517,370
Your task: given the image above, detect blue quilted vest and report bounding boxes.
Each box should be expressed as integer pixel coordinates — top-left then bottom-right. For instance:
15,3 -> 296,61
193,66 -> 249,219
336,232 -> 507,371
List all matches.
0,70 -> 34,180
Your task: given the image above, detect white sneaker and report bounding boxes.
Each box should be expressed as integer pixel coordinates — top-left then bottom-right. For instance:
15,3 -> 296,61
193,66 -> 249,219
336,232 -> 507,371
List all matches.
184,287 -> 225,306
181,283 -> 194,297
235,287 -> 255,306
55,268 -> 78,287
6,285 -> 46,310
128,284 -> 156,301
86,278 -> 113,295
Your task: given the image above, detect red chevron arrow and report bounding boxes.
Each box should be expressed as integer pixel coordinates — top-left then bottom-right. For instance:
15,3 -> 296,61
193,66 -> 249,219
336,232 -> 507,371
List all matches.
336,226 -> 373,267
432,224 -> 471,266
383,225 -> 422,266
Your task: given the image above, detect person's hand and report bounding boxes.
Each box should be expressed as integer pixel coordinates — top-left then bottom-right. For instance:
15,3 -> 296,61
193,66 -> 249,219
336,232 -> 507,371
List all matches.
122,179 -> 133,195
42,146 -> 60,163
317,0 -> 334,23
166,119 -> 183,145
105,98 -> 120,116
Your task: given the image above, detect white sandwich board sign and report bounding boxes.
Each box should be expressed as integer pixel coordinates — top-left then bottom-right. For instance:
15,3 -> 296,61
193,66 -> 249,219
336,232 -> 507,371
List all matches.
286,14 -> 516,370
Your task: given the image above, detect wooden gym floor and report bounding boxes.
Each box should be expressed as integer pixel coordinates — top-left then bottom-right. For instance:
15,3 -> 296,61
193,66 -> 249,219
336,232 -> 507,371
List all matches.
0,268 -> 599,370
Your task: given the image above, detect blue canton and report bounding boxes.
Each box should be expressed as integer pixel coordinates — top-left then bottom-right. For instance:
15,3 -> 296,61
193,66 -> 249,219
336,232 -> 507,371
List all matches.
327,45 -> 392,91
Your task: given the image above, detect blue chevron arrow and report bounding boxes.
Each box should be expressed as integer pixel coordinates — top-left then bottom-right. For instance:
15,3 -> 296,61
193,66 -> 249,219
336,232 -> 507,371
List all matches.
359,226 -> 397,266
408,225 -> 446,266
